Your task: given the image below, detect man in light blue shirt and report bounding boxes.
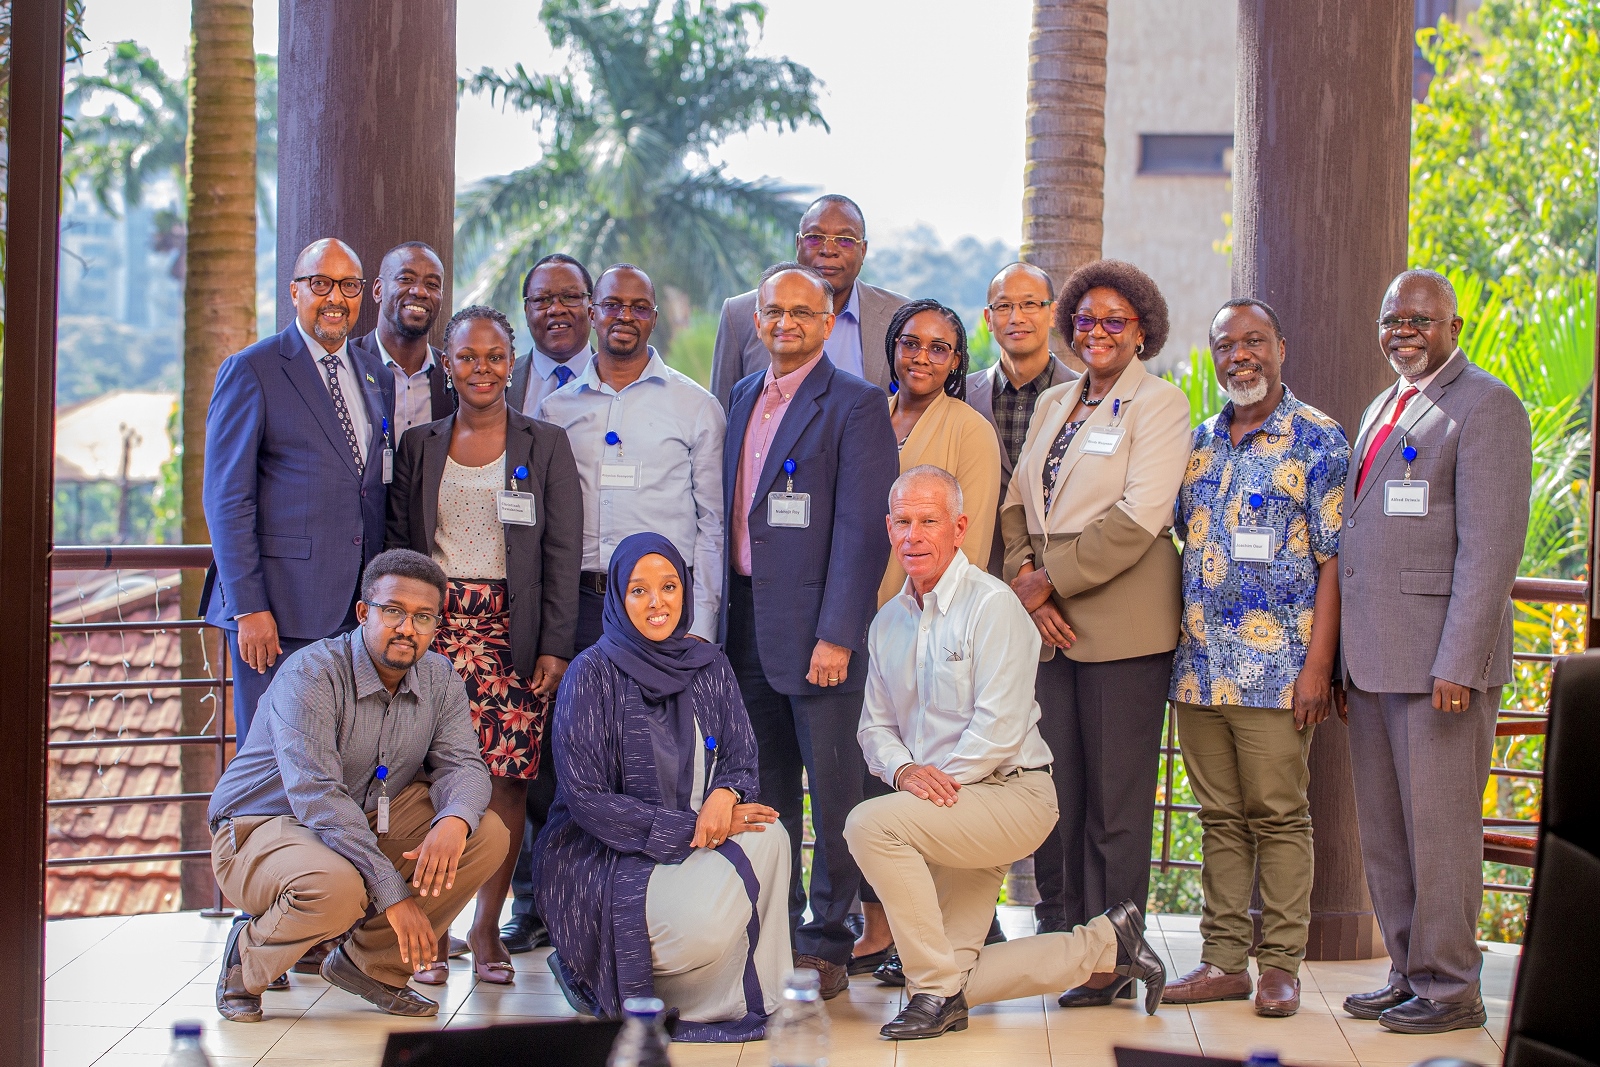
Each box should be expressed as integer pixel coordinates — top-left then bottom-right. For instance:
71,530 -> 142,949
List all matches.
536,263 -> 726,646
507,253 -> 596,415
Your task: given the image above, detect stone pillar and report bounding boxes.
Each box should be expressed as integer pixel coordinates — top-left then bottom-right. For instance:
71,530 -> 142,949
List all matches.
276,0 -> 457,341
1232,0 -> 1412,960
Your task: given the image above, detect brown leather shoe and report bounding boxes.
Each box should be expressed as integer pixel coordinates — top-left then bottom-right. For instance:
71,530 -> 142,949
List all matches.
794,953 -> 849,1000
1254,966 -> 1300,1017
216,919 -> 263,1023
1161,963 -> 1252,1004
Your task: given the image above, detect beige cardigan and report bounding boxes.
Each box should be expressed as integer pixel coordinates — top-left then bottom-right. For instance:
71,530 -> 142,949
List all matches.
877,392 -> 1002,606
1000,357 -> 1191,662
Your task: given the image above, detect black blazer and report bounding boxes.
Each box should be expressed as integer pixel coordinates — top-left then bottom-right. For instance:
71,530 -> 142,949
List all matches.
386,407 -> 583,677
351,330 -> 457,421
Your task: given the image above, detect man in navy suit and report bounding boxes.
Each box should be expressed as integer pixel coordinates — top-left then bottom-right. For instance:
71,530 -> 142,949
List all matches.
202,238 -> 394,742
721,262 -> 899,997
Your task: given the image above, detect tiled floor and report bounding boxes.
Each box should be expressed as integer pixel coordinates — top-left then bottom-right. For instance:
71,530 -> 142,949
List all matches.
42,907 -> 1516,1067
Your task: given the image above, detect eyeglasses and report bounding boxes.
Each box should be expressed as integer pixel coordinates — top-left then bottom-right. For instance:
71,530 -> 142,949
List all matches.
525,292 -> 590,310
364,601 -> 441,634
1072,314 -> 1140,335
594,300 -> 658,319
797,231 -> 863,252
1378,315 -> 1445,332
294,274 -> 366,299
896,336 -> 958,365
758,305 -> 823,324
987,299 -> 1053,316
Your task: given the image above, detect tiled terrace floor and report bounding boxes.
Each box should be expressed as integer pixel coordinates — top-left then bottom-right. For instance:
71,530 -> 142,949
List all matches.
43,906 -> 1515,1067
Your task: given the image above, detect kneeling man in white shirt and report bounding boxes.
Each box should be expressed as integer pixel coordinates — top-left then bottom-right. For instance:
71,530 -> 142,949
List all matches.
845,465 -> 1167,1040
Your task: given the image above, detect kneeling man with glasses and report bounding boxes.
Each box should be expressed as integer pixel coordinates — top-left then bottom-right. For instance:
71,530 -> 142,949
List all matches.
209,549 -> 508,1022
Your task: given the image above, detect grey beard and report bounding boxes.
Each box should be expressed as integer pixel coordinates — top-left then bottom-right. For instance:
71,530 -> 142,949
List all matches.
313,315 -> 352,347
1225,377 -> 1270,407
1387,351 -> 1429,378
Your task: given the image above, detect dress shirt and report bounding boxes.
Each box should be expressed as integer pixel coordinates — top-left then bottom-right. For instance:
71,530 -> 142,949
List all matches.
859,550 -> 1052,787
375,335 -> 437,440
1358,349 -> 1460,468
822,281 -> 864,380
535,348 -> 727,640
521,345 -> 595,417
296,321 -> 372,463
731,351 -> 825,575
994,359 -> 1065,474
207,630 -> 492,912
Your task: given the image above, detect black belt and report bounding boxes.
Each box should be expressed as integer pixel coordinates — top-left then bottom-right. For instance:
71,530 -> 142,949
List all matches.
580,571 -> 607,595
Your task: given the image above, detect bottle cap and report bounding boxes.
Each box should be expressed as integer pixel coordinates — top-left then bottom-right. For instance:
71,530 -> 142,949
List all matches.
172,1021 -> 204,1038
786,967 -> 822,992
1249,493 -> 1264,508
621,996 -> 665,1018
605,431 -> 621,446
514,465 -> 529,481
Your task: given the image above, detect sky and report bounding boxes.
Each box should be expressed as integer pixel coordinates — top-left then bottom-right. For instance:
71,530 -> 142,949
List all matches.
77,0 -> 1030,247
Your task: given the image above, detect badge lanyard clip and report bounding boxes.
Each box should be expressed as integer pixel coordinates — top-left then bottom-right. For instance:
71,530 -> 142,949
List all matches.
704,735 -> 718,799
380,418 -> 395,484
783,458 -> 796,492
1401,438 -> 1417,481
374,764 -> 391,834
606,430 -> 624,459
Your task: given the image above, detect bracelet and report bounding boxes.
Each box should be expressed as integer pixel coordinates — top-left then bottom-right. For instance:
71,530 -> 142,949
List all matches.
893,764 -> 912,789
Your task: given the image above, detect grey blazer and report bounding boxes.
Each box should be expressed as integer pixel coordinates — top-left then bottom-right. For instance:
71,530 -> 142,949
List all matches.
709,281 -> 908,409
1338,353 -> 1532,694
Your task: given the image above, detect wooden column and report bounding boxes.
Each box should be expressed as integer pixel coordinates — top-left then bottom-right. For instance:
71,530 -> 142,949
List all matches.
276,0 -> 457,341
1232,0 -> 1412,960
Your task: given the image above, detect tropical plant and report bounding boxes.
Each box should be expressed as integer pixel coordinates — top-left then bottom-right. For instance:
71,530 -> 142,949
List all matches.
1165,345 -> 1225,426
456,0 -> 825,320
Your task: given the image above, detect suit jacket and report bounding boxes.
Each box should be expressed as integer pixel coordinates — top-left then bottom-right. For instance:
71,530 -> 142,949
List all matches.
1338,354 -> 1532,694
965,355 -> 1077,573
999,357 -> 1191,663
385,408 -> 584,677
350,330 -> 456,423
710,281 -> 909,409
201,324 -> 394,639
720,356 -> 899,695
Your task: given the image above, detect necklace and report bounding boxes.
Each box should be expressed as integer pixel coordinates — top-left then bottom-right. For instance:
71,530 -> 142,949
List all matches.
1080,378 -> 1108,407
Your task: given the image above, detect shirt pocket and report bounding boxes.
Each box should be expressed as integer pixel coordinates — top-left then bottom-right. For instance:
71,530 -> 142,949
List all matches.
930,640 -> 974,711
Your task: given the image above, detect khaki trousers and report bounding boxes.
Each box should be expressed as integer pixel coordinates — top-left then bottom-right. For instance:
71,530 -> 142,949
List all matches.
844,769 -> 1117,1000
212,781 -> 509,992
1173,702 -> 1314,975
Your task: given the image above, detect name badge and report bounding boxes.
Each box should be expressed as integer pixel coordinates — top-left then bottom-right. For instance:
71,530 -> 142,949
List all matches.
768,492 -> 811,528
1384,480 -> 1429,517
1079,426 -> 1126,457
376,793 -> 390,834
381,447 -> 394,485
497,490 -> 537,526
600,462 -> 641,490
1231,526 -> 1275,562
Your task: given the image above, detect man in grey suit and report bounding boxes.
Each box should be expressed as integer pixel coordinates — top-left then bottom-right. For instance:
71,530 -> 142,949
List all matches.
1337,269 -> 1531,1035
710,194 -> 907,408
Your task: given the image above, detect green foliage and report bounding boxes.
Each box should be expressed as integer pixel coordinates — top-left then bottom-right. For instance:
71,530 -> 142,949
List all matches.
1164,345 -> 1225,425
967,319 -> 999,374
662,308 -> 718,388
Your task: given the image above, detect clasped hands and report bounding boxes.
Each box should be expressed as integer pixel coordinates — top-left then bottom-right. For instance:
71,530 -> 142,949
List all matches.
1012,562 -> 1075,650
691,787 -> 780,850
388,814 -> 470,973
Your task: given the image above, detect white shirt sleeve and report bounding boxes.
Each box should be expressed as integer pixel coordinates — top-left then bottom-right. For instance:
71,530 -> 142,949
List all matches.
934,587 -> 1044,783
857,614 -> 915,787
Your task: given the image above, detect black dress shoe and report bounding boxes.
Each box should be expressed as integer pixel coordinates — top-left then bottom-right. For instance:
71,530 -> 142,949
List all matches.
874,953 -> 905,987
547,952 -> 599,1017
1343,984 -> 1415,1019
1057,975 -> 1136,1007
266,972 -> 290,991
1379,994 -> 1487,1034
1105,899 -> 1166,1015
849,943 -> 895,975
216,919 -> 263,1023
880,992 -> 969,1040
500,914 -> 551,954
985,916 -> 1007,944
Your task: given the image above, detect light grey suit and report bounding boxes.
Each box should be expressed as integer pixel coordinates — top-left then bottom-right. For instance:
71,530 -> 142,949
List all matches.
709,281 -> 907,409
1338,352 -> 1531,1004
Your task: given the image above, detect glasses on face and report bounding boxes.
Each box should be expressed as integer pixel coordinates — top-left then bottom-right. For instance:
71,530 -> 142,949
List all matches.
798,231 -> 862,253
364,601 -> 440,634
896,336 -> 957,365
987,299 -> 1053,317
1072,314 -> 1140,335
594,300 -> 658,319
1378,315 -> 1445,332
525,292 -> 590,311
295,274 -> 366,299
758,305 -> 822,324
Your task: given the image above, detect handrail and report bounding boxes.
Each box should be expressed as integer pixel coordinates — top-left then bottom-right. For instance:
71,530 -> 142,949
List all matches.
52,544 -> 214,571
1511,576 -> 1586,604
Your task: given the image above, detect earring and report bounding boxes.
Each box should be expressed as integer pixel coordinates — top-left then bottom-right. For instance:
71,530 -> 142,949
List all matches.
1136,343 -> 1146,356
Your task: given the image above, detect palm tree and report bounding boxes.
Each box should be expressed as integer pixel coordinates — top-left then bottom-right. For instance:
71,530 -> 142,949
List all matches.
456,0 -> 826,319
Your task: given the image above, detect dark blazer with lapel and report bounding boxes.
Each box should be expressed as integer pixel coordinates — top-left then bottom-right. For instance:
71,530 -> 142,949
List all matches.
718,356 -> 899,695
201,323 -> 394,639
385,407 -> 583,676
350,329 -> 456,422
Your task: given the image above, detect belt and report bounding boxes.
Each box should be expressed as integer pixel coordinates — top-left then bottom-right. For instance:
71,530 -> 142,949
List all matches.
1008,764 -> 1052,778
580,571 -> 607,595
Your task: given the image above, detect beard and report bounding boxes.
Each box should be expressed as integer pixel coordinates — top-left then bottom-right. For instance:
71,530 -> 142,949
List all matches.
1224,374 -> 1270,407
312,308 -> 353,347
1387,349 -> 1430,378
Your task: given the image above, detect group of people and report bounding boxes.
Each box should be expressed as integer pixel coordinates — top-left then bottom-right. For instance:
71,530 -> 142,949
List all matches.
201,192 -> 1532,1043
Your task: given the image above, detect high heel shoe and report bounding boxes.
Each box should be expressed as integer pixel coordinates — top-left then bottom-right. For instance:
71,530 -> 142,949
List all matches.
1057,974 -> 1136,1007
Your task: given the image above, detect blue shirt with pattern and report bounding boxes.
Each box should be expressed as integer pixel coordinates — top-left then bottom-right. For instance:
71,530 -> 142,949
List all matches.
1170,387 -> 1349,709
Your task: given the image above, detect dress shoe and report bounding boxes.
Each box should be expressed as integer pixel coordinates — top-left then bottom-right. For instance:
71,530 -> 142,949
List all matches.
266,972 -> 290,991
1342,984 -> 1414,1020
881,991 -> 969,1039
875,921 -> 1006,987
1161,963 -> 1251,1004
448,935 -> 470,959
548,952 -> 598,1017
1379,994 -> 1487,1034
1105,899 -> 1166,1015
500,914 -> 551,954
1254,966 -> 1300,1017
793,953 -> 849,1000
845,912 -> 866,940
215,919 -> 263,1023
848,943 -> 895,976
319,945 -> 439,1017
1057,976 -> 1136,1007
292,937 -> 340,975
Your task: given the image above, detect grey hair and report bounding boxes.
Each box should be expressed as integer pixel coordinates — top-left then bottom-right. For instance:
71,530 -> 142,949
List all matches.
889,464 -> 964,519
1389,268 -> 1458,316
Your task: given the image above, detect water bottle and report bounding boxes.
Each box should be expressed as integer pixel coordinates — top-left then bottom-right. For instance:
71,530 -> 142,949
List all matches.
768,968 -> 830,1067
607,997 -> 673,1067
163,1022 -> 212,1067
1243,1051 -> 1281,1067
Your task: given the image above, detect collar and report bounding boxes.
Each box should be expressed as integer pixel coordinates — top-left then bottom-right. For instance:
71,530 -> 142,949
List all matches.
1214,384 -> 1299,442
837,281 -> 862,321
296,321 -> 350,366
375,333 -> 434,375
900,547 -> 971,616
532,345 -> 593,383
762,350 -> 826,398
1398,348 -> 1461,394
997,355 -> 1059,395
578,346 -> 668,395
347,629 -> 416,701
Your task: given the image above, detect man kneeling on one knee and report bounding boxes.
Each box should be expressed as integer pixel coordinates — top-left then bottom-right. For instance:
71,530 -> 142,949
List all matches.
209,549 -> 509,1021
844,466 -> 1167,1040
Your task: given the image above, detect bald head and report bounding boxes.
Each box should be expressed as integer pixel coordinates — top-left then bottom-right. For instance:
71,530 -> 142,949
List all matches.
984,261 -> 1056,363
591,264 -> 658,359
987,262 -> 1054,303
292,238 -> 362,280
290,238 -> 364,351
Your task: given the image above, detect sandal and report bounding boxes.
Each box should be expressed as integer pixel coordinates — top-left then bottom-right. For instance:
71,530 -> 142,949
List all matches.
411,961 -> 450,986
474,958 -> 515,985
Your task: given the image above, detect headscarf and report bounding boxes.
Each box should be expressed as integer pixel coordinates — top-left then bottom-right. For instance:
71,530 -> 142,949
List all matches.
596,532 -> 721,810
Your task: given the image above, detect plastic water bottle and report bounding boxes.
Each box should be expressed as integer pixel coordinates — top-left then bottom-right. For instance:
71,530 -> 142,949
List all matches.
1244,1052 -> 1281,1067
768,968 -> 830,1067
163,1022 -> 211,1067
607,997 -> 673,1067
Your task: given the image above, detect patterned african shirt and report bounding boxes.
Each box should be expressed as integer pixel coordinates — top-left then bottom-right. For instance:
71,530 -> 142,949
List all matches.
1170,387 -> 1349,709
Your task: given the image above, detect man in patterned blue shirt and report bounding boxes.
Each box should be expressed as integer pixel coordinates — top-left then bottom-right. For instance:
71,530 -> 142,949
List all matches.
1163,299 -> 1348,1018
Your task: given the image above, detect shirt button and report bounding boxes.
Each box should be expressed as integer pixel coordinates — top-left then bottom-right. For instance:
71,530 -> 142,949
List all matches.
360,489 -> 368,498
764,413 -> 771,419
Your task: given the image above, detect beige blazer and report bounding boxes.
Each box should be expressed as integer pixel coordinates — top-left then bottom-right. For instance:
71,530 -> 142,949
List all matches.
1000,357 -> 1191,662
877,392 -> 1002,607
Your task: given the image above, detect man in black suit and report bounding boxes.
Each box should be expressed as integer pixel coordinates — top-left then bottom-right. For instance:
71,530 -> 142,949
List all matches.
351,242 -> 455,441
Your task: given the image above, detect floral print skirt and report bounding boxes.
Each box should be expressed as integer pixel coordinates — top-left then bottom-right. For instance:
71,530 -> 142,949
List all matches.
435,579 -> 544,779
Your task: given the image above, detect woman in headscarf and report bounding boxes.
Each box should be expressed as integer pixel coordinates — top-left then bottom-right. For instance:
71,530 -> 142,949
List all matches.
532,532 -> 791,1042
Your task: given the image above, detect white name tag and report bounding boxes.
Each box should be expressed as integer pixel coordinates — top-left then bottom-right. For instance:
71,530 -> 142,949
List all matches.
1231,526 -> 1275,562
768,492 -> 811,528
1079,426 -> 1126,456
376,793 -> 390,834
599,462 -> 641,490
381,447 -> 394,485
1384,480 -> 1429,517
497,490 -> 537,526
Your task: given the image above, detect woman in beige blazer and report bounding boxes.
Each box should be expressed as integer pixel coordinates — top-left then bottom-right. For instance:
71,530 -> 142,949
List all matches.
1001,260 -> 1191,1008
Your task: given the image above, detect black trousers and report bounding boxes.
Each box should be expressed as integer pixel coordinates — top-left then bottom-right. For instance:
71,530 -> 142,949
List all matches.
1032,649 -> 1174,930
727,574 -> 866,966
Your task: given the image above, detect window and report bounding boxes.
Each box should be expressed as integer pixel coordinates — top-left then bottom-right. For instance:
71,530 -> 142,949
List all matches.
1138,134 -> 1234,177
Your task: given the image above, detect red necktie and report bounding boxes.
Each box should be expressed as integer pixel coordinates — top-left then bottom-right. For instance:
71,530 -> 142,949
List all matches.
1355,386 -> 1418,494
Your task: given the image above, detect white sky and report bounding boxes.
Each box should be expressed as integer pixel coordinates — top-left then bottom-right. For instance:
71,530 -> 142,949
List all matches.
78,0 -> 1029,247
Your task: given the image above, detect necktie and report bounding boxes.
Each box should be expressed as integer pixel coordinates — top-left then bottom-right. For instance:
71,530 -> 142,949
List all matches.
1355,386 -> 1418,494
553,363 -> 575,387
320,353 -> 366,478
